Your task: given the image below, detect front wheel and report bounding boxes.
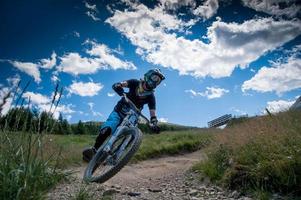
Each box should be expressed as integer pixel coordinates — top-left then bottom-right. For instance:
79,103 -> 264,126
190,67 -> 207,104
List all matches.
83,127 -> 142,183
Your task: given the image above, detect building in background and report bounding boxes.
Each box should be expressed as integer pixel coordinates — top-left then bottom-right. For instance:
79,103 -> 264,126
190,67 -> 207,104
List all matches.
208,114 -> 232,128
290,96 -> 301,110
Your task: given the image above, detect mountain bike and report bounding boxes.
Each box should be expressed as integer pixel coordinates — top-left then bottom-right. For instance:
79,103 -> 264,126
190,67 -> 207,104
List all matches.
83,94 -> 150,183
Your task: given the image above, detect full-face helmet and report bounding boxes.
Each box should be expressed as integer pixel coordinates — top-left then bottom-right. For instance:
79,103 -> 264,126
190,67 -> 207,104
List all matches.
144,68 -> 165,90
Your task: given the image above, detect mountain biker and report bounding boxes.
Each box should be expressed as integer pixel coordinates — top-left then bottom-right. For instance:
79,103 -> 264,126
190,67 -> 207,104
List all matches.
83,68 -> 165,162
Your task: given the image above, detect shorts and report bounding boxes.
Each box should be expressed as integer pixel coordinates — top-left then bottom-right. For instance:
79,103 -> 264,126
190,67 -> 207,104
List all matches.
100,111 -> 123,135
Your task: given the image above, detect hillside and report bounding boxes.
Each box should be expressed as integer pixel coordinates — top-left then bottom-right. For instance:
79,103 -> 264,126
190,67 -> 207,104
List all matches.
194,110 -> 301,199
72,120 -> 202,135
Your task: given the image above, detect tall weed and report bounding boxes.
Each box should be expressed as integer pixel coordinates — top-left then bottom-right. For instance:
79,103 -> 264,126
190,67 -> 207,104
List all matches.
0,82 -> 68,200
0,132 -> 67,200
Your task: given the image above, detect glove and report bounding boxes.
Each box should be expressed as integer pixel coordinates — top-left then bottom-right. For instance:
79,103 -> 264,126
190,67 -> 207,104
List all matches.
112,83 -> 124,96
150,116 -> 160,134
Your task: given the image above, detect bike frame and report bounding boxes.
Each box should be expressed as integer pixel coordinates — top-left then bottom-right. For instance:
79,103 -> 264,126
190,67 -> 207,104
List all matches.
100,95 -> 149,156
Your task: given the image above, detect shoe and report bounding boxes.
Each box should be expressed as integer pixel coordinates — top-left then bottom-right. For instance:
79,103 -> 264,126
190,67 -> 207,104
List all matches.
82,147 -> 97,162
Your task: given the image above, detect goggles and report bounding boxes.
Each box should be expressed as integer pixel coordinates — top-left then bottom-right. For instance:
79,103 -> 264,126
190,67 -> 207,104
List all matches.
149,74 -> 162,86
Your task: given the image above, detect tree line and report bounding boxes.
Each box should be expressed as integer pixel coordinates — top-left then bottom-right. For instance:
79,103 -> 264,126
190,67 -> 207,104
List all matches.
0,107 -> 100,135
0,80 -> 200,135
0,107 -> 199,135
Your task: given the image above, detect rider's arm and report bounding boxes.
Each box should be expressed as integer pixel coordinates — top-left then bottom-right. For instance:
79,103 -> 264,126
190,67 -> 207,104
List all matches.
112,79 -> 139,96
112,81 -> 128,96
148,94 -> 158,124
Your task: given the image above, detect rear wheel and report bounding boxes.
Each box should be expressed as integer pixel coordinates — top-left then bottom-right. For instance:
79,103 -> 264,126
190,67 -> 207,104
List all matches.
83,127 -> 142,183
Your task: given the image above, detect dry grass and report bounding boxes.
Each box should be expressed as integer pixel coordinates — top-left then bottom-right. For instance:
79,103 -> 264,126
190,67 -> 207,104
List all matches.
194,111 -> 301,198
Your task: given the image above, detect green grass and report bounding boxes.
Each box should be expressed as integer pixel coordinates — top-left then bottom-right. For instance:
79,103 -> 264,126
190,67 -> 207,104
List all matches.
0,131 -> 68,200
37,130 -> 213,167
0,129 -> 212,199
193,111 -> 301,198
73,185 -> 93,200
43,134 -> 96,167
133,130 -> 212,161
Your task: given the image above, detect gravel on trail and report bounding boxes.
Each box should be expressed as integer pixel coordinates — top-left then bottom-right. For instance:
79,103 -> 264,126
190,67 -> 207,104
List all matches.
47,151 -> 253,200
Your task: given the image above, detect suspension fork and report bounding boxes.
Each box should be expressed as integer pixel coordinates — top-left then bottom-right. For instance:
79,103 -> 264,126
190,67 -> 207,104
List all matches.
114,133 -> 133,159
102,126 -> 128,154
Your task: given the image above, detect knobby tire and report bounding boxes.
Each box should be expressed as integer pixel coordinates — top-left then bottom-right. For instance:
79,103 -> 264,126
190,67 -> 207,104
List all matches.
83,127 -> 142,183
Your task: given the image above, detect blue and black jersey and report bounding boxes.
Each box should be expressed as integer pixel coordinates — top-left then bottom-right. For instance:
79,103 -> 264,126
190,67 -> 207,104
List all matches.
113,79 -> 156,114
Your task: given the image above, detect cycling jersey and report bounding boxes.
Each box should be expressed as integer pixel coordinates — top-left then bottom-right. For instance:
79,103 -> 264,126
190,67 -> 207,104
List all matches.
114,79 -> 156,115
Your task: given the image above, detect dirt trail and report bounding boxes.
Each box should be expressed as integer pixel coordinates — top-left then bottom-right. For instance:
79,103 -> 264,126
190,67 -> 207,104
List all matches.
74,150 -> 203,186
47,151 -> 252,200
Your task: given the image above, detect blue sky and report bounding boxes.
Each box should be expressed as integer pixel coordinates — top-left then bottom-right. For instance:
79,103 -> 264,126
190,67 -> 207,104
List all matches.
0,0 -> 300,127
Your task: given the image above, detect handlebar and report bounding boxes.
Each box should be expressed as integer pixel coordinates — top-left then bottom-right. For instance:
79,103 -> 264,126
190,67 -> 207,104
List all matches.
122,94 -> 150,124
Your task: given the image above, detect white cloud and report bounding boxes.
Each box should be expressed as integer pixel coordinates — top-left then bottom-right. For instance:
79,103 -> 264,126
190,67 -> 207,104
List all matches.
23,91 -> 51,105
0,87 -> 12,115
85,2 -> 98,12
185,89 -> 198,97
159,0 -> 196,10
8,60 -> 41,83
58,41 -> 136,76
88,102 -> 103,117
106,3 -> 301,79
74,31 -> 80,38
40,51 -> 57,69
193,0 -> 219,19
66,115 -> 72,121
86,11 -> 100,21
157,0 -> 218,20
0,77 -> 73,118
242,0 -> 301,18
265,99 -> 295,114
51,75 -> 59,83
203,87 -> 229,99
158,117 -> 168,123
185,86 -> 229,99
230,107 -> 247,115
88,102 -> 93,108
106,4 -> 193,37
6,74 -> 21,86
242,51 -> 301,94
38,103 -> 75,119
86,40 -> 136,70
112,44 -> 124,55
0,75 -> 22,115
85,1 -> 100,21
68,81 -> 103,97
58,53 -> 102,75
107,92 -> 115,97
50,70 -> 60,83
3,52 -> 58,83
22,91 -> 74,119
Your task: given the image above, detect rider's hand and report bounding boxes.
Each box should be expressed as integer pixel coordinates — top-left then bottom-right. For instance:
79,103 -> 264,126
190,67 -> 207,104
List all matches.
112,83 -> 124,96
150,116 -> 160,134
